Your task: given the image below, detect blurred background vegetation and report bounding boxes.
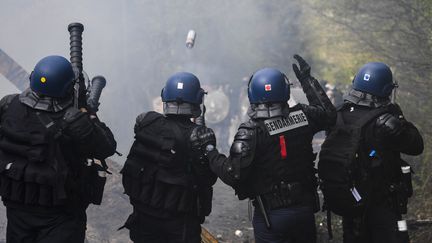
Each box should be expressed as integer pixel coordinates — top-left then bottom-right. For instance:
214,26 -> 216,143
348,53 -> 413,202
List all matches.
300,0 -> 432,241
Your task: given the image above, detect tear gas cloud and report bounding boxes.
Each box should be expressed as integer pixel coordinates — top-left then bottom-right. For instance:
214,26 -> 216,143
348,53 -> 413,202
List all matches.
0,0 -> 305,161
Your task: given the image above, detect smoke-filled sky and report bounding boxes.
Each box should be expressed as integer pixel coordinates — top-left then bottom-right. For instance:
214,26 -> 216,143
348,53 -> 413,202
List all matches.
0,0 -> 307,160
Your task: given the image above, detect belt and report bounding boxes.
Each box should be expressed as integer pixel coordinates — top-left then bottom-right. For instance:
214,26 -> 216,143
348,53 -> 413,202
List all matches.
259,181 -> 304,210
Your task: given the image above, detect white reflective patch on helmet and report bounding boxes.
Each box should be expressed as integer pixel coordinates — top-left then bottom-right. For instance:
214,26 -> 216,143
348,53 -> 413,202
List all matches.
265,84 -> 272,91
177,82 -> 184,89
363,73 -> 371,81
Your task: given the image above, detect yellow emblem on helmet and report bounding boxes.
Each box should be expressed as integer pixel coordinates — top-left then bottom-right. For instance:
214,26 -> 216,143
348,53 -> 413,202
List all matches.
40,77 -> 47,83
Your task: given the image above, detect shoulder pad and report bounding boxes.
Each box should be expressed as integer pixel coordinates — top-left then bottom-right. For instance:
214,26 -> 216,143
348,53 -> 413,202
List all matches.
135,112 -> 148,125
134,111 -> 164,133
385,103 -> 404,119
239,119 -> 257,130
234,125 -> 256,141
0,94 -> 18,113
230,123 -> 256,169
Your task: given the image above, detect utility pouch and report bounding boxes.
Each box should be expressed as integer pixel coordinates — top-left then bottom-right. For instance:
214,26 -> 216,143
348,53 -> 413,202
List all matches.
390,159 -> 413,214
150,173 -> 195,213
400,161 -> 413,198
85,161 -> 107,205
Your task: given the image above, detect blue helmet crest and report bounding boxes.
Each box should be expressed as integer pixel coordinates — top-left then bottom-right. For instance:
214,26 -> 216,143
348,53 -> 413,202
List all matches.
352,62 -> 395,98
248,68 -> 290,104
161,72 -> 204,105
30,55 -> 75,98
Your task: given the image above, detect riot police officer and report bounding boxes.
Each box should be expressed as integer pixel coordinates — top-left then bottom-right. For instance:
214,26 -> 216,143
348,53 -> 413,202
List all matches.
338,62 -> 423,243
0,55 -> 117,243
191,55 -> 336,243
121,72 -> 217,243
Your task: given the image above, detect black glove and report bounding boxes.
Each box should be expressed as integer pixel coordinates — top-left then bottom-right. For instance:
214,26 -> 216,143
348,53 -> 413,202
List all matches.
375,113 -> 403,138
190,126 -> 216,156
63,107 -> 94,141
292,54 -> 311,85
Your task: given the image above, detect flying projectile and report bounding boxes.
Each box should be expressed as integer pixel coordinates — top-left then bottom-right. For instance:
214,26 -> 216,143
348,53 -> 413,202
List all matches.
186,30 -> 196,49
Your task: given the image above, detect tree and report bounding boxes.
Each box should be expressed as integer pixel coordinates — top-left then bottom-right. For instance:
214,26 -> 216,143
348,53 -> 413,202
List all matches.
301,0 -> 432,241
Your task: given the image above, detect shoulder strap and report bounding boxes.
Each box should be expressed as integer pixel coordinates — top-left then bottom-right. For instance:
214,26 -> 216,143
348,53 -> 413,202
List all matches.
0,94 -> 19,113
335,111 -> 345,126
354,106 -> 389,128
334,103 -> 350,126
337,106 -> 389,128
165,120 -> 198,178
35,111 -> 64,139
135,111 -> 164,133
165,119 -> 189,157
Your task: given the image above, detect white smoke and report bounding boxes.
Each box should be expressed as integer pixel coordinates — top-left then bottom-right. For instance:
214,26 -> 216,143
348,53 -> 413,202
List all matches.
0,0 -> 306,162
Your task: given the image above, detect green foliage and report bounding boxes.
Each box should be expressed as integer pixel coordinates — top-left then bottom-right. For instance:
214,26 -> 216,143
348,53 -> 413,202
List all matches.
300,0 -> 432,241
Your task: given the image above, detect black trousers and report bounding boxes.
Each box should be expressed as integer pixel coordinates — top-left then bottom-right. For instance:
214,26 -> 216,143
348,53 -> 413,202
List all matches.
126,209 -> 202,243
343,205 -> 409,243
6,206 -> 87,243
253,205 -> 316,243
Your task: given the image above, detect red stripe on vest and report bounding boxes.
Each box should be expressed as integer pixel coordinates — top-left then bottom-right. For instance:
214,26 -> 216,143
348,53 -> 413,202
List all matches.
279,135 -> 287,159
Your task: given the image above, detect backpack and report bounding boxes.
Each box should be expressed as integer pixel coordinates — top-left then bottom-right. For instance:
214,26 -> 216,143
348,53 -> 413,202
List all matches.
318,106 -> 388,217
122,112 -> 201,213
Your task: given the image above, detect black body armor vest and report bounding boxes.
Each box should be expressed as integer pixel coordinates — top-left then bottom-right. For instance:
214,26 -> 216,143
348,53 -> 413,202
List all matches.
235,105 -> 317,208
122,112 -> 213,217
0,96 -> 70,206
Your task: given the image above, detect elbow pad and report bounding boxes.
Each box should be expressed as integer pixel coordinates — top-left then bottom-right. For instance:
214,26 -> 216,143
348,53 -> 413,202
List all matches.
229,121 -> 257,179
